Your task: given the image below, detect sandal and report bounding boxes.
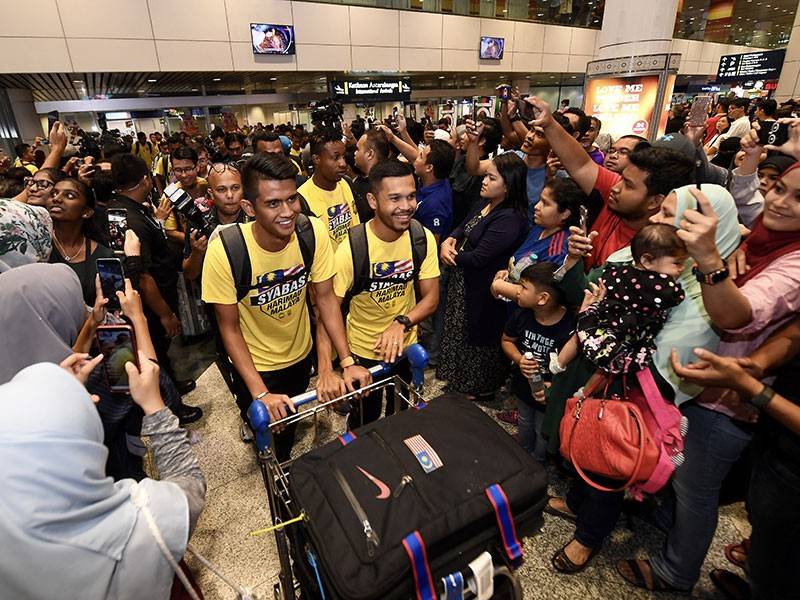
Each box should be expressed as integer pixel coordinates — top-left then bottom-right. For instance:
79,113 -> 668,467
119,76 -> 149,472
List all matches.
724,538 -> 750,571
551,539 -> 597,574
710,568 -> 751,600
616,559 -> 689,593
544,497 -> 577,522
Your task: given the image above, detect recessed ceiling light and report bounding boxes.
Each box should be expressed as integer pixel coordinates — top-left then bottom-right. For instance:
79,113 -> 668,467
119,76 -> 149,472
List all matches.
148,79 -> 157,83
470,76 -> 477,79
270,77 -> 278,81
438,76 -> 445,79
212,77 -> 221,82
73,80 -> 84,84
191,88 -> 198,91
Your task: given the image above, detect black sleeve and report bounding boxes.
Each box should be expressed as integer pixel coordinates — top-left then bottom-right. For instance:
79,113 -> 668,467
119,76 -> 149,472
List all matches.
504,308 -> 521,339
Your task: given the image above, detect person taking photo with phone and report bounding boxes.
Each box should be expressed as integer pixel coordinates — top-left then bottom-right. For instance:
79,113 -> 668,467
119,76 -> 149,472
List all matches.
202,154 -> 371,459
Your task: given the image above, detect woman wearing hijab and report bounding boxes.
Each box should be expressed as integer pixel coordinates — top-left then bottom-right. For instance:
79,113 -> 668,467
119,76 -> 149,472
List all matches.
543,184 -> 742,575
48,177 -> 114,306
617,168 -> 800,592
0,356 -> 205,600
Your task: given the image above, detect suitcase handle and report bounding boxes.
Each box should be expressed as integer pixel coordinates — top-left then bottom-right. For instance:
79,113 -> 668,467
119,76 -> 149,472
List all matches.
247,343 -> 429,453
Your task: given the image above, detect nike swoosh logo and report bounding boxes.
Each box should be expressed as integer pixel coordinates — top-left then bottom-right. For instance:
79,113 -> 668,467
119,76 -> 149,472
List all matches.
356,466 -> 391,500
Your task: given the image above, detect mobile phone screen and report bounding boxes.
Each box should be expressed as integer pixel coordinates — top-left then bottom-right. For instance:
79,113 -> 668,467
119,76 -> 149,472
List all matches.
96,326 -> 137,392
107,209 -> 128,254
47,110 -> 60,132
97,258 -> 124,310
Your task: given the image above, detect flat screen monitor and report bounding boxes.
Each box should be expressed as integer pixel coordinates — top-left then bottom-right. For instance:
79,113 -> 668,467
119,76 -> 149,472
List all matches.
251,23 -> 296,55
480,36 -> 505,60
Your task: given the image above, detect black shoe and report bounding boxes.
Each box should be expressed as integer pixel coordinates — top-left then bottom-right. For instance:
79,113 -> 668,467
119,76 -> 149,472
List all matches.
176,379 -> 197,395
177,404 -> 203,425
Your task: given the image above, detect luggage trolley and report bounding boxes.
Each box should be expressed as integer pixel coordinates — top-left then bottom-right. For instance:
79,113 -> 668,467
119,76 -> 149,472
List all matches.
247,344 -> 534,600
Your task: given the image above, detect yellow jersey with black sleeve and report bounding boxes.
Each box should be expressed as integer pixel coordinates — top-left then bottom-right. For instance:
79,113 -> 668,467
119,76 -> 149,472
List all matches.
298,178 -> 360,247
333,223 -> 439,360
201,218 -> 334,371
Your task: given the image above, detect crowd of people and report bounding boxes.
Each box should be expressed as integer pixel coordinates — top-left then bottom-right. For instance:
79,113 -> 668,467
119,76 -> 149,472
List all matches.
0,88 -> 799,600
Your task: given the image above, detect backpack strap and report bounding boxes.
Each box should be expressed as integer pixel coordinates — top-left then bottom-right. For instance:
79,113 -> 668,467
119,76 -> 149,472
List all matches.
408,219 -> 427,278
219,224 -> 251,304
347,223 -> 370,299
296,191 -> 314,217
294,213 -> 316,270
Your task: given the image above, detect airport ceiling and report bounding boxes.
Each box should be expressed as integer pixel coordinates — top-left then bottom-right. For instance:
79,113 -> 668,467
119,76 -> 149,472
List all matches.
0,71 -> 586,103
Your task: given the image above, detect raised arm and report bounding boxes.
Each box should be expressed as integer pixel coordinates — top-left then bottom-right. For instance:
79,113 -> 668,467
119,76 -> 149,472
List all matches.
526,97 -> 599,195
464,119 -> 494,177
377,124 -> 420,164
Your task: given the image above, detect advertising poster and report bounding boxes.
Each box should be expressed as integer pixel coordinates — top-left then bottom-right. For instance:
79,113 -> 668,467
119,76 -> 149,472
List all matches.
656,74 -> 676,139
583,75 -> 661,141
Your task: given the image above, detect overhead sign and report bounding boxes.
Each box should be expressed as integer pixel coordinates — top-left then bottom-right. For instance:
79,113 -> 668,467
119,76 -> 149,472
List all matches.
717,49 -> 786,82
330,80 -> 411,102
583,75 -> 661,141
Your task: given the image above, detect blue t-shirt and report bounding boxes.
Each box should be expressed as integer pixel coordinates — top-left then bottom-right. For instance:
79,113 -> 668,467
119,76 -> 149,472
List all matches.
512,151 -> 546,223
415,178 -> 453,239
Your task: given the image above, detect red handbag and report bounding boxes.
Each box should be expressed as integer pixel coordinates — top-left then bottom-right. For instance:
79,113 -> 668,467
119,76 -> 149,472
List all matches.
559,374 -> 660,492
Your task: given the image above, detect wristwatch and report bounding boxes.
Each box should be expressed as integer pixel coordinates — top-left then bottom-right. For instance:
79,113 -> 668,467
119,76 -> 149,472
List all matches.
748,385 -> 775,410
394,315 -> 413,332
693,264 -> 730,285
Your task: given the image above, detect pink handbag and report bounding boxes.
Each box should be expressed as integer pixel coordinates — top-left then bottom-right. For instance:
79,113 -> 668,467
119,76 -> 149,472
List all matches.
559,374 -> 660,492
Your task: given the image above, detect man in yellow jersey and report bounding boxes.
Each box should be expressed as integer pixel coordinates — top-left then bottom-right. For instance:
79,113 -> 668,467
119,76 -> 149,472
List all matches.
316,160 -> 440,428
298,129 -> 360,247
202,154 -> 371,459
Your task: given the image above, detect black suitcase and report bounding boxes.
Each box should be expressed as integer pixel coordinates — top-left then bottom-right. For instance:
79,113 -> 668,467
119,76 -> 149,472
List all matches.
288,394 -> 548,600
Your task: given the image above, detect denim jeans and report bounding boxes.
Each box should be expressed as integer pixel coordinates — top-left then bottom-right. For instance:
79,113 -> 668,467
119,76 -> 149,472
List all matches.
748,446 -> 800,600
565,476 -> 625,550
650,402 -> 754,591
511,376 -> 547,462
420,266 -> 449,365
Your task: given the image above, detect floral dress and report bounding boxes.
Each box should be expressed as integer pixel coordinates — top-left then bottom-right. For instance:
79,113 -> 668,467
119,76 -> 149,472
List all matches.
576,265 -> 685,374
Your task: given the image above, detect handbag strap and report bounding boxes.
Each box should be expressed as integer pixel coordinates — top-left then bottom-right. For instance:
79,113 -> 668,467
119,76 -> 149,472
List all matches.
566,401 -> 649,493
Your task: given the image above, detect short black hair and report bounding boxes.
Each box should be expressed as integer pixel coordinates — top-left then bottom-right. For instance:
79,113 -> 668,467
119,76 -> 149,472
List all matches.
111,153 -> 150,189
362,128 -> 393,162
617,135 -> 651,152
426,140 -> 455,180
479,116 -> 502,156
564,107 -> 591,137
241,153 -> 297,200
631,223 -> 687,264
224,132 -> 245,148
628,147 -> 694,197
543,177 -> 587,228
171,145 -> 198,165
310,128 -> 344,157
553,112 -> 573,136
756,98 -> 777,118
211,128 -> 225,140
730,97 -> 751,111
102,140 -> 127,161
519,262 -> 564,306
716,97 -> 731,112
368,159 -> 414,194
492,151 -> 528,213
167,134 -> 182,146
14,143 -> 30,158
3,166 -> 30,182
253,131 -> 282,152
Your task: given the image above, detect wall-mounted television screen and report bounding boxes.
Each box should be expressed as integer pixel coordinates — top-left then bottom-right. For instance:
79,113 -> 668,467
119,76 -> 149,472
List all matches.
251,23 -> 296,55
480,36 -> 505,60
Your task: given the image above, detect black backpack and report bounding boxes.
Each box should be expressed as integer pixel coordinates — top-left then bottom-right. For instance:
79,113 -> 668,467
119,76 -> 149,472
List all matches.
345,219 -> 428,302
219,215 -> 316,304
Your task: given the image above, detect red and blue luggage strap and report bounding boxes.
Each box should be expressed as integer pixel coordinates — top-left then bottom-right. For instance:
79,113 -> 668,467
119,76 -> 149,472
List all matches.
485,484 -> 523,567
402,531 -> 437,600
338,431 -> 357,445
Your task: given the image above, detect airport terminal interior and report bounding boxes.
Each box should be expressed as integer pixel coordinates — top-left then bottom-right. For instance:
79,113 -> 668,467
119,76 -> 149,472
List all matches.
2,0 -> 800,599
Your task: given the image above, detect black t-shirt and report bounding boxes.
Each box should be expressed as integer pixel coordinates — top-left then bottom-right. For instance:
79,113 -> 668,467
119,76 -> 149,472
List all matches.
108,194 -> 180,310
49,239 -> 115,306
504,306 -> 574,401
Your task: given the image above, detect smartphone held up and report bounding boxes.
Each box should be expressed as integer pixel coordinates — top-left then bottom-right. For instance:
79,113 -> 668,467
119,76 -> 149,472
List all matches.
96,257 -> 125,311
95,324 -> 138,394
107,208 -> 128,255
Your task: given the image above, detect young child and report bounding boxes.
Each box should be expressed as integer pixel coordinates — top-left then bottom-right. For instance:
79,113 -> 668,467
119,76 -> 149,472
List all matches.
501,263 -> 574,462
554,223 -> 686,375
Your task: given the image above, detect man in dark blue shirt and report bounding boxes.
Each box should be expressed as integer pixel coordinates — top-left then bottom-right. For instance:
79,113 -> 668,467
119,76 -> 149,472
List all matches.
412,140 -> 455,243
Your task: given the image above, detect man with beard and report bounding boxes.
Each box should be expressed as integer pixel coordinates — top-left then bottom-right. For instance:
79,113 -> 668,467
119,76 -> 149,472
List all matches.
298,129 -> 360,247
316,160 -> 440,427
524,96 -> 693,269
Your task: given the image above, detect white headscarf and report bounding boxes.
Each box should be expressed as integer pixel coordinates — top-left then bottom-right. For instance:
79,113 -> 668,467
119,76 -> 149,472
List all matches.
605,184 -> 742,404
0,363 -> 189,599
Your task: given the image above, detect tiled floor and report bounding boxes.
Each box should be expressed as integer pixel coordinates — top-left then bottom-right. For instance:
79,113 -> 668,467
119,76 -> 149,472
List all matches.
176,356 -> 749,600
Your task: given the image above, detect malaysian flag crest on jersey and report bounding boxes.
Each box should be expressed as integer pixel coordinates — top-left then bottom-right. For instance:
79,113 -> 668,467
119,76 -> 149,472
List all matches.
404,434 -> 443,473
372,260 -> 413,279
256,264 -> 304,293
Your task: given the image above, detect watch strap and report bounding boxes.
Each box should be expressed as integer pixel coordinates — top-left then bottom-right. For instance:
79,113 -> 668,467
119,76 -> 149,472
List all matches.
340,356 -> 356,368
693,265 -> 729,285
749,385 -> 775,410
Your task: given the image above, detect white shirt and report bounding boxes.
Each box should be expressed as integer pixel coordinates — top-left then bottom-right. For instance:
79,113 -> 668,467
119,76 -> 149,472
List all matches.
721,115 -> 751,143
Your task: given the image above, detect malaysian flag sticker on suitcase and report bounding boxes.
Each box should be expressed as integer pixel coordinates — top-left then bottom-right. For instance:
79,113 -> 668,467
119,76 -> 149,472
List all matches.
404,434 -> 443,473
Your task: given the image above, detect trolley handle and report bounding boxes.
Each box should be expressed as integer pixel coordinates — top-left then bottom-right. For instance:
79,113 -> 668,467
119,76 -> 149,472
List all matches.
247,343 -> 429,453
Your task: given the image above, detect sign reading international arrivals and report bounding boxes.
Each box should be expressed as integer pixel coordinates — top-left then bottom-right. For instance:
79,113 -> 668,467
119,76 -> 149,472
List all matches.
330,80 -> 412,102
717,49 -> 786,82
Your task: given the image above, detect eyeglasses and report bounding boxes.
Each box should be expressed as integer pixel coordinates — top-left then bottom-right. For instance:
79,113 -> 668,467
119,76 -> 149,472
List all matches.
24,178 -> 54,190
607,147 -> 632,157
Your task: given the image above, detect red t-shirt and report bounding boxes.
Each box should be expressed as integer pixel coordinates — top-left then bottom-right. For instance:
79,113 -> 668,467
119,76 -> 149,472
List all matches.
704,115 -> 721,145
585,167 -> 637,270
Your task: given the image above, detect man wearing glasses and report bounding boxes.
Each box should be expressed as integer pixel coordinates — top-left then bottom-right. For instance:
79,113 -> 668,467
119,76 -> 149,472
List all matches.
160,146 -> 209,245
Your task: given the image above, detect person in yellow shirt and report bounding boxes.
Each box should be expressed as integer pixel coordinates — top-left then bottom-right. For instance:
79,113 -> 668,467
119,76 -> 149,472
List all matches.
160,146 -> 209,245
317,160 -> 440,428
297,129 -> 359,247
131,131 -> 154,169
202,154 -> 371,459
13,142 -> 40,175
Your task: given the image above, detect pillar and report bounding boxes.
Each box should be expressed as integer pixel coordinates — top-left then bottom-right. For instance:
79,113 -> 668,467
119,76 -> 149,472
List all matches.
775,6 -> 800,102
596,0 -> 681,60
